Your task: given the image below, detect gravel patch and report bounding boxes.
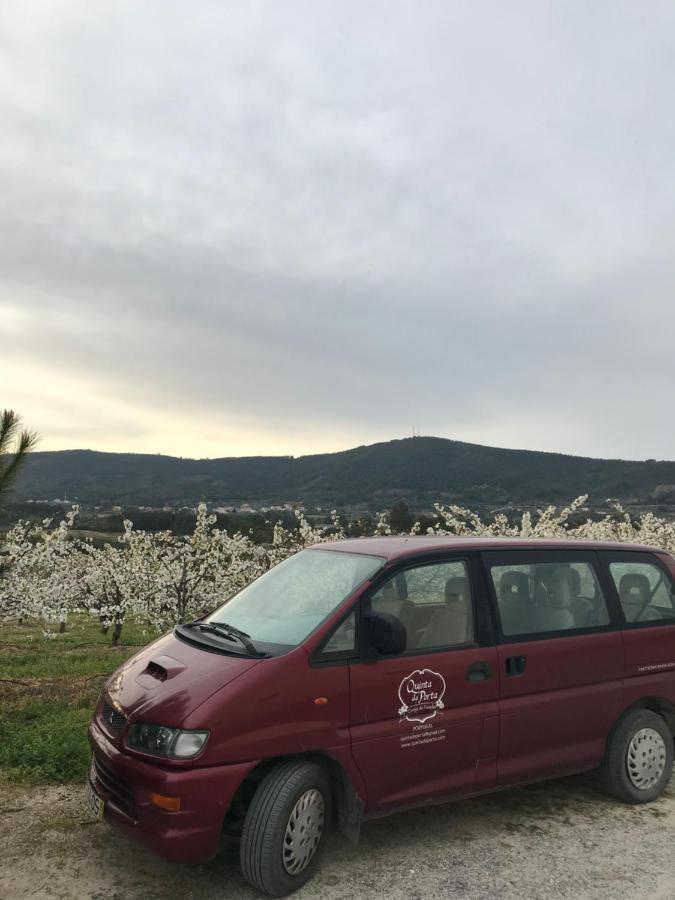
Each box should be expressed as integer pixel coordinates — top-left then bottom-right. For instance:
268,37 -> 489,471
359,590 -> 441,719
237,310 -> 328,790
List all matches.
1,773 -> 674,899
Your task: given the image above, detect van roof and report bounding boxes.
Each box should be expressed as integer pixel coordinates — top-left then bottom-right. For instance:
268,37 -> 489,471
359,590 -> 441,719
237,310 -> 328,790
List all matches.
312,535 -> 667,562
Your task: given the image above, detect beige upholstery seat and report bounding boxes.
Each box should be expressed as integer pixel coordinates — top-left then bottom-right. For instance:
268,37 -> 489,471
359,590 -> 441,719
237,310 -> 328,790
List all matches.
499,571 -> 533,634
371,579 -> 415,632
563,567 -> 596,626
546,567 -> 576,630
416,576 -> 473,648
619,573 -> 661,622
536,566 -> 598,628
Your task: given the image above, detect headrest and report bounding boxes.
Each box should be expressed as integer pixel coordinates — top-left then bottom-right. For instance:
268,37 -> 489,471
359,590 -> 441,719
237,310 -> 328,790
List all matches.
380,580 -> 398,600
500,571 -> 530,600
380,573 -> 408,601
619,573 -> 651,603
394,572 -> 408,601
551,567 -> 578,608
445,576 -> 469,604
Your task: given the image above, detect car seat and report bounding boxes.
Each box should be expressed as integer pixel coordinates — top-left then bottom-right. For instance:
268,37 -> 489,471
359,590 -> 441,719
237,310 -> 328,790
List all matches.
618,573 -> 661,622
546,568 -> 577,630
371,578 -> 416,633
499,571 -> 534,634
416,576 -> 473,648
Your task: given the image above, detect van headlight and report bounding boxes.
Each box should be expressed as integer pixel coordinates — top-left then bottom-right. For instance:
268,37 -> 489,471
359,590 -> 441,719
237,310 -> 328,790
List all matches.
126,723 -> 209,759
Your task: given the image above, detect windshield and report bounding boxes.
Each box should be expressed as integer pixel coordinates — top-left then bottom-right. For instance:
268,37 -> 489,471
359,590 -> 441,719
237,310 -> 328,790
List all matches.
206,548 -> 384,649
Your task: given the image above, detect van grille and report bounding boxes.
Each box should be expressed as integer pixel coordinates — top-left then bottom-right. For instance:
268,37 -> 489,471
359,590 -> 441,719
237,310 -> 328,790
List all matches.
92,755 -> 136,818
100,701 -> 127,735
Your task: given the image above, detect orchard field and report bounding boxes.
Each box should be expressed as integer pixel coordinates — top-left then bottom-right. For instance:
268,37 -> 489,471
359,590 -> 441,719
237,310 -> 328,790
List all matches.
2,495 -> 675,787
0,618 -> 143,783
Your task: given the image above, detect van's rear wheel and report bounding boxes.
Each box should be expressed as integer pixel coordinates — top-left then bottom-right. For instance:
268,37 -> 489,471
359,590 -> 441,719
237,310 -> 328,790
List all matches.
601,709 -> 673,804
240,760 -> 331,896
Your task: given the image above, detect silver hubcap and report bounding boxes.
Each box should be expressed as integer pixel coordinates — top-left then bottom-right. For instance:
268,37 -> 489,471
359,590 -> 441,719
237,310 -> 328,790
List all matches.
282,788 -> 325,875
627,727 -> 667,790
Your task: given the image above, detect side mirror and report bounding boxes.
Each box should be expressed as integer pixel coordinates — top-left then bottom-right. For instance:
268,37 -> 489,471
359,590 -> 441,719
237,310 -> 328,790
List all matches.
363,611 -> 407,657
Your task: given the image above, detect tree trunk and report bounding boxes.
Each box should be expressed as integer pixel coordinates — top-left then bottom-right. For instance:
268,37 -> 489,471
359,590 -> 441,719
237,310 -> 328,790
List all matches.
111,622 -> 123,646
59,620 -> 66,633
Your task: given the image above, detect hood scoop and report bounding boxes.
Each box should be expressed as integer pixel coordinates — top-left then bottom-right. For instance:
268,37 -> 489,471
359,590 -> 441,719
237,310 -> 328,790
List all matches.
135,655 -> 186,690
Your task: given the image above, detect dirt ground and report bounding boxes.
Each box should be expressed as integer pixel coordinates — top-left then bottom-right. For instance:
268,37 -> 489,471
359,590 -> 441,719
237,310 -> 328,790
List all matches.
1,773 -> 674,900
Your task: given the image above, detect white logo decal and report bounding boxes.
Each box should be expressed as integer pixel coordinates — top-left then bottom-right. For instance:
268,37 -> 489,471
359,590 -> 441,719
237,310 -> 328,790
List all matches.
398,668 -> 446,724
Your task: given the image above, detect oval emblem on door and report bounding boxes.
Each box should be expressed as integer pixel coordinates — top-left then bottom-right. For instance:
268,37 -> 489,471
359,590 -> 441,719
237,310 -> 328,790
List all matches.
397,669 -> 446,724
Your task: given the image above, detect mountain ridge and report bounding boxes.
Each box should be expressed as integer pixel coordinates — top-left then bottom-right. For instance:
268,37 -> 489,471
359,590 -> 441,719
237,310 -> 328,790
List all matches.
10,437 -> 675,509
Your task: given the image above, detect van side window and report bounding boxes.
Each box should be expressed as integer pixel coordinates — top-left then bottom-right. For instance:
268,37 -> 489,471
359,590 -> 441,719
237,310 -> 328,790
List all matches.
609,560 -> 675,623
489,560 -> 609,637
370,560 -> 474,652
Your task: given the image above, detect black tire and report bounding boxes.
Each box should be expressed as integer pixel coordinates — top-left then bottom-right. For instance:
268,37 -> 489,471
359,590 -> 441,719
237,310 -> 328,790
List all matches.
240,760 -> 332,897
601,709 -> 673,804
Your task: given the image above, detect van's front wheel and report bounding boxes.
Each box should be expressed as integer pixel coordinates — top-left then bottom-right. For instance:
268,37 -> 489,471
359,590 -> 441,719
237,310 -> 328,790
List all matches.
240,760 -> 331,896
601,709 -> 673,804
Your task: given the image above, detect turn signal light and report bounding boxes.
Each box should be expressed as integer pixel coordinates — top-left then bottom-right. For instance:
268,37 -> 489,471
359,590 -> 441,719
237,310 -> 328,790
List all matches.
150,792 -> 181,812
313,697 -> 328,705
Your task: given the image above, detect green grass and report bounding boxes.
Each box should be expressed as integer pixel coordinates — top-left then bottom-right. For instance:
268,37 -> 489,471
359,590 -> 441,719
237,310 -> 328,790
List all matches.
0,701 -> 95,782
0,619 -> 150,679
0,618 -> 153,784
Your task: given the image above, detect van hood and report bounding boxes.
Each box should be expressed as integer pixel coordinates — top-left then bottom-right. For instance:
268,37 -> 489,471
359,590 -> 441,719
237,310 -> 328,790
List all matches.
105,631 -> 262,724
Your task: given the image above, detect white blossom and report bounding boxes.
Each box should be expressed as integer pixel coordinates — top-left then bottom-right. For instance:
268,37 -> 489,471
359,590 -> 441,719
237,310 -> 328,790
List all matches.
3,496 -> 675,643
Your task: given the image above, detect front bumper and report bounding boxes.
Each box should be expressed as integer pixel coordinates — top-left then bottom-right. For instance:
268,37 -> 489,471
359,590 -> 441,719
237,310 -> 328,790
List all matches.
88,720 -> 258,864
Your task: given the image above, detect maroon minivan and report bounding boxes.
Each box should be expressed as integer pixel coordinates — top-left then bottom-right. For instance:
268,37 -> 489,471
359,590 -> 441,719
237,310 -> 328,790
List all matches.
88,537 -> 675,895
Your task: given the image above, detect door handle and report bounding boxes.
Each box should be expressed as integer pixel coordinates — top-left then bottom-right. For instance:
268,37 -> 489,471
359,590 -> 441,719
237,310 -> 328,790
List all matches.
466,660 -> 492,683
505,655 -> 527,677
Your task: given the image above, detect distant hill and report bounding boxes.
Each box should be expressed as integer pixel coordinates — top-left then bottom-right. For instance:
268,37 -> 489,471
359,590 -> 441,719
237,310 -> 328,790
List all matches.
9,437 -> 675,510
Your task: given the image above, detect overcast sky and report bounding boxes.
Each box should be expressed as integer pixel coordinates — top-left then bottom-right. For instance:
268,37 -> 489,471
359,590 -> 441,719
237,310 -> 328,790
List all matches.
1,1 -> 674,461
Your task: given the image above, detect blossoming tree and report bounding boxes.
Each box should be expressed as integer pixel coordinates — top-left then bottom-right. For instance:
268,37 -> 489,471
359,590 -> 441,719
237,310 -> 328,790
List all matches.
2,497 -> 675,643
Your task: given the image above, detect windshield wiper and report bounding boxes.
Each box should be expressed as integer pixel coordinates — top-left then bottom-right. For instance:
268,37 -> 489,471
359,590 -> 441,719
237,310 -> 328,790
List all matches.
184,621 -> 269,658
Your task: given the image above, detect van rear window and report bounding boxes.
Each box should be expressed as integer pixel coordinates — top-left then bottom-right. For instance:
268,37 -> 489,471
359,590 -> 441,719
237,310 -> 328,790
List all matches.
489,559 -> 609,637
609,560 -> 675,624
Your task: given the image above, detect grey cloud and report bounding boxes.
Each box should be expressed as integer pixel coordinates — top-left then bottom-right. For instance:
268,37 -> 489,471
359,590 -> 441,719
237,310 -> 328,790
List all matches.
1,1 -> 675,460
